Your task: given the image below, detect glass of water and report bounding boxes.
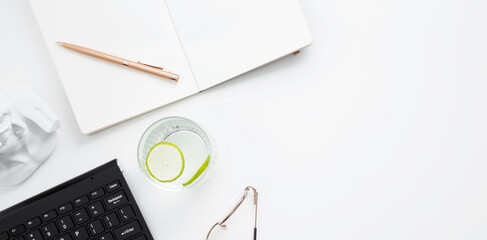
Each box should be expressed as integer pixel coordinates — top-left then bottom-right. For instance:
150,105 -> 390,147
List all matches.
137,116 -> 214,191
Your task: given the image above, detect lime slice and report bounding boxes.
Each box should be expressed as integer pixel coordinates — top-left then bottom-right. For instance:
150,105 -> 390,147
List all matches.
146,142 -> 185,182
183,155 -> 210,186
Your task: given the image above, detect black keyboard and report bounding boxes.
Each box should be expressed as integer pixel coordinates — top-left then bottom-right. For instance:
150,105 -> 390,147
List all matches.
0,160 -> 154,240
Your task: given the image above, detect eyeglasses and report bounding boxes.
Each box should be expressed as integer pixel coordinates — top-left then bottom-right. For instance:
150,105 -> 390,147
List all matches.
206,186 -> 259,240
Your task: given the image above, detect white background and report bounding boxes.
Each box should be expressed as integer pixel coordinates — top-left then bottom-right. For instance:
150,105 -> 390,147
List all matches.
1,0 -> 487,239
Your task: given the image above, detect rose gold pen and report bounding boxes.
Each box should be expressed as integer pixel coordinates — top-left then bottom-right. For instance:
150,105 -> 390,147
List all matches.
56,42 -> 179,81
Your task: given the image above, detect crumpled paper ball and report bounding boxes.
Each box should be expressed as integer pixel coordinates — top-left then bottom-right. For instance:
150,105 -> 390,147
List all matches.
0,85 -> 60,185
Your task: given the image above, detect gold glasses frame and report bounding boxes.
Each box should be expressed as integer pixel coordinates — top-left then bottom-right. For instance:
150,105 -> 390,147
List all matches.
206,186 -> 259,240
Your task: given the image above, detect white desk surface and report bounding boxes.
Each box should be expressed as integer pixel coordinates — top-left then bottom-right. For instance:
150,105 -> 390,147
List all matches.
1,1 -> 487,239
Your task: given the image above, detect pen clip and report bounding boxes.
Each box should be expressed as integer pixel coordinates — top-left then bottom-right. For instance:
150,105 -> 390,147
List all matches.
137,61 -> 166,71
137,61 -> 179,81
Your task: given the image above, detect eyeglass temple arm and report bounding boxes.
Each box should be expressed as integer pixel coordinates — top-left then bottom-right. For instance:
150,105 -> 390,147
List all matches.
250,186 -> 258,240
206,186 -> 259,240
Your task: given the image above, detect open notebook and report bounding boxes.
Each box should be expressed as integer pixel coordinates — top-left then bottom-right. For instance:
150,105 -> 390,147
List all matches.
29,0 -> 312,134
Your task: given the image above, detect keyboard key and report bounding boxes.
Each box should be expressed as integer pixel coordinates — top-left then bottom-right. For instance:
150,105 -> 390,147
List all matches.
102,213 -> 120,229
72,227 -> 89,240
113,220 -> 142,240
98,233 -> 113,240
26,230 -> 43,240
42,222 -> 59,238
73,208 -> 90,224
131,235 -> 146,240
57,215 -> 75,232
90,188 -> 105,200
118,205 -> 135,222
87,220 -> 104,236
58,202 -> 74,214
88,201 -> 105,218
42,209 -> 58,222
14,236 -> 26,240
103,191 -> 128,210
106,181 -> 121,192
74,195 -> 89,207
26,217 -> 42,229
58,234 -> 72,240
10,225 -> 26,236
0,232 -> 8,240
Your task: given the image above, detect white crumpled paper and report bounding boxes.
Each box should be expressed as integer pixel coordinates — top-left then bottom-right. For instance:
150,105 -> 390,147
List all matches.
0,85 -> 60,185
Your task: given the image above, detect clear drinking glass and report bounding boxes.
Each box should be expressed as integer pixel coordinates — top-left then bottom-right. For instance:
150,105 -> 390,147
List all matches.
137,116 -> 214,191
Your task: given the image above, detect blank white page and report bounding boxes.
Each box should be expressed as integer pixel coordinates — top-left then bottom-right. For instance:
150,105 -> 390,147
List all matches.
166,0 -> 313,90
29,0 -> 198,134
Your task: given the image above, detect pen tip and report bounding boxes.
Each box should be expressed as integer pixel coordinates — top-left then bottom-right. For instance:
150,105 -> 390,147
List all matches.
56,42 -> 63,46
